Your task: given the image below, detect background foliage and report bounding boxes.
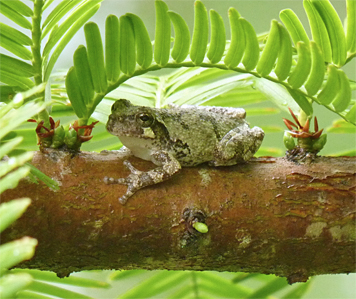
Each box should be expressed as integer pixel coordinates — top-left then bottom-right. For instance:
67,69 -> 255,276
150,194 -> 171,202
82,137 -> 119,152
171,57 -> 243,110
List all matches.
0,0 -> 355,298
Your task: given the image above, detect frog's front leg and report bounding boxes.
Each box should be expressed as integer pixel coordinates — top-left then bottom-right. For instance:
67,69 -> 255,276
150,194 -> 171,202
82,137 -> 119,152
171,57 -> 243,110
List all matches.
212,125 -> 264,166
104,151 -> 181,204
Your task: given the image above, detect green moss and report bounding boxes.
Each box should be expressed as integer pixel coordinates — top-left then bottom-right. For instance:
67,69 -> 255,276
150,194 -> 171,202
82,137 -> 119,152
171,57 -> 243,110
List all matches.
329,223 -> 355,242
305,222 -> 327,238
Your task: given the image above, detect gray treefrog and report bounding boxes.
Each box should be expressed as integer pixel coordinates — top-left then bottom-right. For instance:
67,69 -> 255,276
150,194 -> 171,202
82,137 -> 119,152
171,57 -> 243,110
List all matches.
104,99 -> 264,204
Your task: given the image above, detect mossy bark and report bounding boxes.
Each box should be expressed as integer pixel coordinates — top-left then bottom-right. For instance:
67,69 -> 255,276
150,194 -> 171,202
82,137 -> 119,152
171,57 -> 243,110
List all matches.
1,150 -> 355,283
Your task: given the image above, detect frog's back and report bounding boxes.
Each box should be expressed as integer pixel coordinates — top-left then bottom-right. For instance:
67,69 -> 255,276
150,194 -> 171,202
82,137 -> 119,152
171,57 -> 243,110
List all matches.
159,106 -> 247,166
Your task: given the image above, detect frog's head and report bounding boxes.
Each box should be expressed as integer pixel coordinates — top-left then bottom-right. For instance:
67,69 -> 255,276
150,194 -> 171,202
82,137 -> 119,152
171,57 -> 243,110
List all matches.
106,99 -> 162,140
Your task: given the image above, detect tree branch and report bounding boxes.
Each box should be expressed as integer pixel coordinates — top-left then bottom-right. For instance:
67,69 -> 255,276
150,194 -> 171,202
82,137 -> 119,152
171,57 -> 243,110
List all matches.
1,150 -> 355,283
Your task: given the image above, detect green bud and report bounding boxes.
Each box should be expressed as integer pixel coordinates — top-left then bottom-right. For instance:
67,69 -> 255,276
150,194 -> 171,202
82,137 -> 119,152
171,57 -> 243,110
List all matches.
312,134 -> 327,152
283,131 -> 295,150
64,129 -> 78,148
192,222 -> 209,234
51,125 -> 65,148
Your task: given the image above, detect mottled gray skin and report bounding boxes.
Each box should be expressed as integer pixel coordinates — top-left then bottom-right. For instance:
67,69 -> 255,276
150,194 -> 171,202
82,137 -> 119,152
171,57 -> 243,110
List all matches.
105,99 -> 264,204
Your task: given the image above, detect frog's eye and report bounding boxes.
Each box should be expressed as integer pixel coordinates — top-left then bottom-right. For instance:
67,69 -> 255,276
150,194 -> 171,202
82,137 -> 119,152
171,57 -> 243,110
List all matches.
136,113 -> 154,127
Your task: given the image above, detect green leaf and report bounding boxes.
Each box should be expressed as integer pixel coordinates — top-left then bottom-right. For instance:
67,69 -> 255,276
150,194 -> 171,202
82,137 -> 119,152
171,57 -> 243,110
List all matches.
119,15 -> 136,76
207,9 -> 226,64
0,151 -> 33,177
0,273 -> 33,299
240,18 -> 259,71
281,281 -> 311,298
247,277 -> 288,298
16,290 -> 53,299
303,0 -> 332,63
0,70 -> 35,90
287,41 -> 312,89
256,20 -> 280,77
168,11 -> 190,63
346,0 -> 356,53
165,68 -> 226,97
274,23 -> 293,81
120,271 -> 188,299
332,69 -> 352,112
345,102 -> 356,123
287,87 -> 313,116
1,0 -> 32,17
0,34 -> 32,60
42,0 -> 102,58
0,54 -> 34,77
42,0 -> 56,11
10,269 -> 110,288
65,66 -> 87,119
154,0 -> 171,66
127,13 -> 153,69
110,269 -> 147,281
224,8 -> 245,68
42,0 -> 82,39
43,2 -> 102,80
25,163 -> 60,191
0,22 -> 32,45
0,166 -> 30,194
84,22 -> 107,94
167,284 -> 191,299
166,74 -> 253,106
0,101 -> 45,138
0,137 -> 23,159
253,78 -> 300,114
0,198 -> 31,233
311,0 -> 347,66
190,0 -> 209,65
317,64 -> 339,105
0,1 -> 32,29
105,14 -> 120,82
198,272 -> 250,297
279,8 -> 310,46
0,237 -> 37,274
304,41 -> 325,95
26,281 -> 93,299
73,45 -> 94,107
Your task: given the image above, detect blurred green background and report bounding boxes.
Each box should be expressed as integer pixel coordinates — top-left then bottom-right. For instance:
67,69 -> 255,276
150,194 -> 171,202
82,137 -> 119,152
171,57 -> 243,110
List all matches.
1,0 -> 355,297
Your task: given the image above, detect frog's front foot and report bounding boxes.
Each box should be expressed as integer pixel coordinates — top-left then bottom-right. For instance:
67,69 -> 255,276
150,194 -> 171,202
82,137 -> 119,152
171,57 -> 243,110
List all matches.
104,160 -> 150,205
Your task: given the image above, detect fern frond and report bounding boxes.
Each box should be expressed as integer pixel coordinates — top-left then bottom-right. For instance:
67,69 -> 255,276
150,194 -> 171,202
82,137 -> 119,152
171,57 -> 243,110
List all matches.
0,0 -> 103,134
109,270 -> 311,299
64,0 -> 356,151
168,11 -> 190,63
43,0 -> 102,81
65,0 -> 355,128
190,0 -> 209,65
10,269 -> 110,299
0,0 -> 32,29
119,15 -> 136,76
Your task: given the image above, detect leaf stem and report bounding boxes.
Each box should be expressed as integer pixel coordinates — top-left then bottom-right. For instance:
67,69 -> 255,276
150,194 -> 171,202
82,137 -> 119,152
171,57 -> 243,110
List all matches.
31,0 -> 43,86
93,58 -> 354,126
31,0 -> 49,122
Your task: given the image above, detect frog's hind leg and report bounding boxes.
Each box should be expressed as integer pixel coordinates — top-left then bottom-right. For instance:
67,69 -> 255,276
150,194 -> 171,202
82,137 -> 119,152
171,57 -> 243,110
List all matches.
211,126 -> 264,166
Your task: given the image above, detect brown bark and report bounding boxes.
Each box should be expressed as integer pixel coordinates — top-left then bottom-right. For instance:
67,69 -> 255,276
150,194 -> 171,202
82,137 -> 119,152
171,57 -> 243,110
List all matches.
1,150 -> 355,283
